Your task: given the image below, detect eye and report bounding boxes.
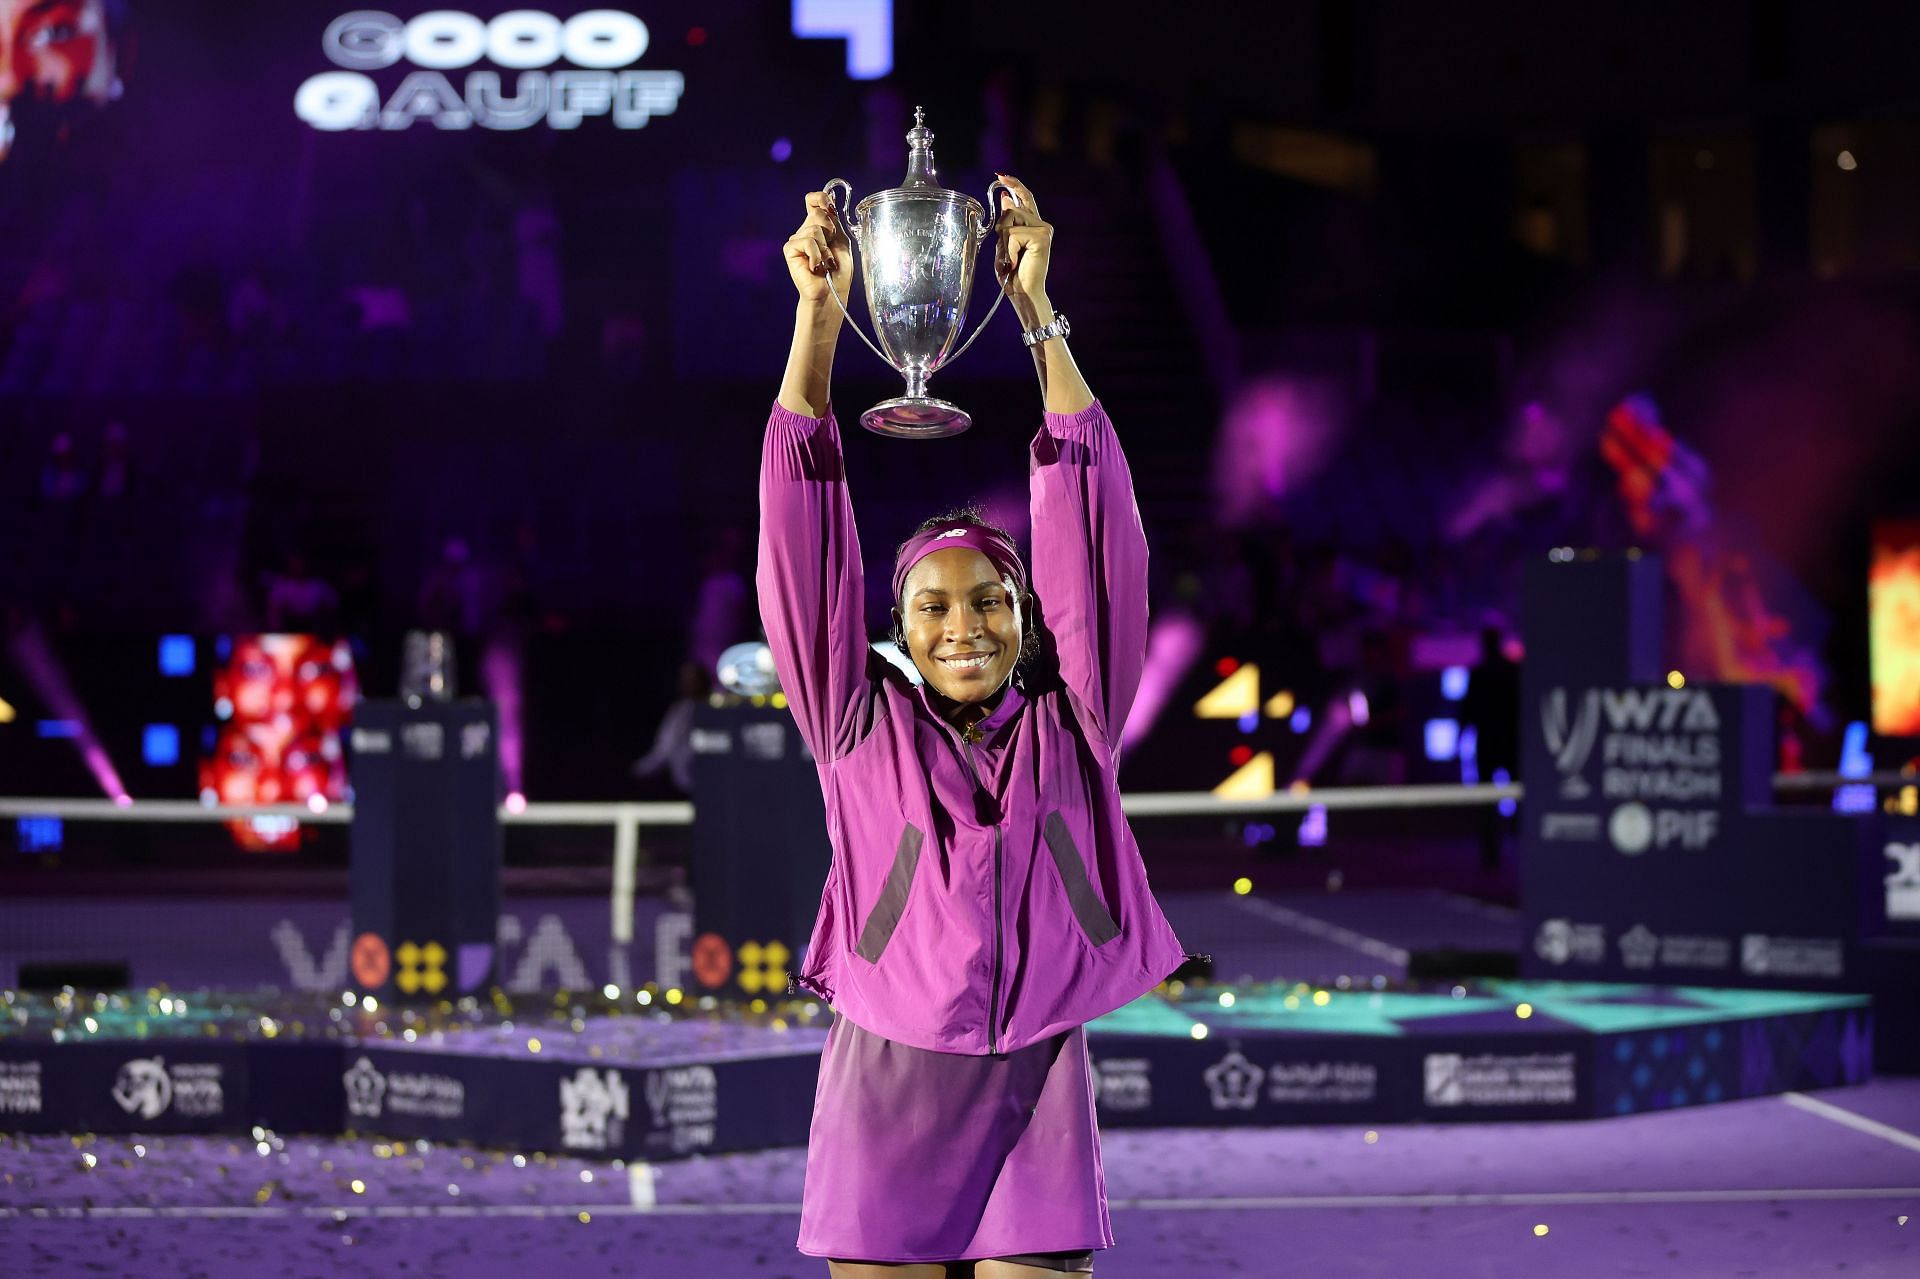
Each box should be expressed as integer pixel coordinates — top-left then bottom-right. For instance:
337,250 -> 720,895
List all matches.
30,22 -> 80,48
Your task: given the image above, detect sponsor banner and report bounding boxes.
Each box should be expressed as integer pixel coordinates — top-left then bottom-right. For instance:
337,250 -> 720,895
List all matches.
1532,684 -> 1765,856
0,1060 -> 44,1117
1091,1037 -> 1402,1127
0,1043 -> 250,1132
1090,1057 -> 1153,1113
1878,819 -> 1920,938
1740,934 -> 1845,979
640,1064 -> 718,1156
1616,925 -> 1732,973
344,1055 -> 465,1122
560,1066 -> 630,1151
1523,677 -> 1869,991
1422,1050 -> 1578,1110
1534,918 -> 1607,967
1265,1060 -> 1379,1105
1890,841 -> 1920,920
0,896 -> 691,994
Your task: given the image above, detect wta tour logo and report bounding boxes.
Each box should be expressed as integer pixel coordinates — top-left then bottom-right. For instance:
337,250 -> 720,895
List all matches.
295,10 -> 685,133
1539,686 -> 1727,855
1541,688 -> 1601,799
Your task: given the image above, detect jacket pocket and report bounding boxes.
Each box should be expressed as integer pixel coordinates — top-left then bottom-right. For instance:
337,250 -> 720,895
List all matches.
1043,811 -> 1120,946
854,823 -> 924,963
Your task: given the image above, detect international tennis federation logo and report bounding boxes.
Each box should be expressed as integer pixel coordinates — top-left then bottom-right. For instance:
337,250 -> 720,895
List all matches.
1541,688 -> 1601,799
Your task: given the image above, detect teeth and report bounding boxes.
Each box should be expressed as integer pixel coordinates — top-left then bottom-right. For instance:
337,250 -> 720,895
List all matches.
942,654 -> 991,668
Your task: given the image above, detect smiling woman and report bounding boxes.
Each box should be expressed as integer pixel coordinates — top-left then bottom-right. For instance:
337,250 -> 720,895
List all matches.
891,509 -> 1039,715
758,177 -> 1201,1277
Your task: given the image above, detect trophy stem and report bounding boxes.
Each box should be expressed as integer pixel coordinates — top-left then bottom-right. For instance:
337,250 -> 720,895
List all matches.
903,368 -> 928,399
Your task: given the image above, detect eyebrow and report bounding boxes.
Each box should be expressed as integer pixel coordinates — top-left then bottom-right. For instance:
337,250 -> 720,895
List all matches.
910,580 -> 1008,600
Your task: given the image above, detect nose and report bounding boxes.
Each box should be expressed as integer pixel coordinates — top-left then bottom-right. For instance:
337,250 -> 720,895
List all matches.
944,603 -> 984,639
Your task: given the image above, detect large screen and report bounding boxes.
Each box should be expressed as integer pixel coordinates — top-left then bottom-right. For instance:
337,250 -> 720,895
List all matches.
1871,521 -> 1920,737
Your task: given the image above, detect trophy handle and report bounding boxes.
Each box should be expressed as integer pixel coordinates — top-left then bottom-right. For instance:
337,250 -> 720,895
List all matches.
937,180 -> 1016,371
823,177 -> 862,240
979,178 -> 1015,243
818,177 -> 893,371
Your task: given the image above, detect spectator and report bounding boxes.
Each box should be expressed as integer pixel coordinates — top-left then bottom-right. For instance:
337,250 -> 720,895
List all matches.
95,422 -> 133,503
38,433 -> 86,505
632,661 -> 708,794
417,535 -> 486,636
264,553 -> 340,632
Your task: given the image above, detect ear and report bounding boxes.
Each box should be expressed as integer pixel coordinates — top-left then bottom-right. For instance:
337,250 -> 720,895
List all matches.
890,608 -> 909,654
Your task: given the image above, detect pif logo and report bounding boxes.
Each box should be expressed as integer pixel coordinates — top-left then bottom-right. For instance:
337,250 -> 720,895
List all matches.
736,940 -> 790,994
395,940 -> 448,994
351,932 -> 392,987
690,933 -> 733,989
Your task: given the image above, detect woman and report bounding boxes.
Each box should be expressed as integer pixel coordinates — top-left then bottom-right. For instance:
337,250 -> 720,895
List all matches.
761,176 -> 1199,1277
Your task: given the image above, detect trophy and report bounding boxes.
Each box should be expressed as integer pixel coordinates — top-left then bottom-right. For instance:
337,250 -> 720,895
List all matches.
823,108 -> 1010,438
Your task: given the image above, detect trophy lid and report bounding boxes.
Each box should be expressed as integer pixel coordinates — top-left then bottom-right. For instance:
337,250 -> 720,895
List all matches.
900,106 -> 940,190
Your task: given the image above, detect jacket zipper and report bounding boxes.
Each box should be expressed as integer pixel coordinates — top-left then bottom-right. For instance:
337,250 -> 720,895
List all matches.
953,719 -> 1003,1054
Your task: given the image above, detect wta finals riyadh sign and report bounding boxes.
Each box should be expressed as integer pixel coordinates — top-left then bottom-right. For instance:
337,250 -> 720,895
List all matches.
295,10 -> 684,132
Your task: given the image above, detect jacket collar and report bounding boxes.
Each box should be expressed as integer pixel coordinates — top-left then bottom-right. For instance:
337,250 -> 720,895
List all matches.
917,678 -> 1026,744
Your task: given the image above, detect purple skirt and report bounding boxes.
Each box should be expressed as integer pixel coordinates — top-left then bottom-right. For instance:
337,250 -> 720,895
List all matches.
795,1013 -> 1112,1264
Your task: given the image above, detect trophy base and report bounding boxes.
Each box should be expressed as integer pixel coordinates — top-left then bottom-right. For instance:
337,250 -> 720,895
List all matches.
860,396 -> 972,439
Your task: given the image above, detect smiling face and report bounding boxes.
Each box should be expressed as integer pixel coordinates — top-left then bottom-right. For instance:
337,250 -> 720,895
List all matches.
899,547 -> 1024,704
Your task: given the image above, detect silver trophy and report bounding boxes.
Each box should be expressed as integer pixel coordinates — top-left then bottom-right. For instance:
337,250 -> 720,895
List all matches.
823,108 -> 1010,438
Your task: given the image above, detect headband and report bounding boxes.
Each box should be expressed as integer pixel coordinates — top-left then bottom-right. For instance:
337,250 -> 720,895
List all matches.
891,525 -> 1029,607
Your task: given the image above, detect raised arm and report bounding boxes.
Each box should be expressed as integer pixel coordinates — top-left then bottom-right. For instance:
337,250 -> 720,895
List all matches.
1030,401 -> 1148,746
758,194 -> 872,763
998,176 -> 1147,742
995,174 -> 1093,416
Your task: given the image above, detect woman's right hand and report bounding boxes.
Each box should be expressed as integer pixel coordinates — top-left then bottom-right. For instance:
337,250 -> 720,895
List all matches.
784,192 -> 854,306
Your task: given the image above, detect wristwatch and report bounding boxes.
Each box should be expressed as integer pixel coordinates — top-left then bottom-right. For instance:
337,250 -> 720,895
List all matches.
1021,312 -> 1070,348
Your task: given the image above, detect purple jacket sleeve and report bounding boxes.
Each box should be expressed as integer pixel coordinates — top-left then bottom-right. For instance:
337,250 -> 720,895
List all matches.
757,402 -> 873,763
1029,400 -> 1148,744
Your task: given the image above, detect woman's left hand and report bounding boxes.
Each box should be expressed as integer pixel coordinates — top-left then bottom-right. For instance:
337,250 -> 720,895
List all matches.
993,174 -> 1053,312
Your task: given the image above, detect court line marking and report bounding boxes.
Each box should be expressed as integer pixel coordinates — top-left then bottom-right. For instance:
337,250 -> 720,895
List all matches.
1231,895 -> 1412,967
6,1187 -> 1917,1219
1784,1091 -> 1920,1156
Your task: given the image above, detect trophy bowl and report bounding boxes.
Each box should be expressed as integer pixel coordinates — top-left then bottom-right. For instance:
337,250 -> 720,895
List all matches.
824,108 -> 1010,439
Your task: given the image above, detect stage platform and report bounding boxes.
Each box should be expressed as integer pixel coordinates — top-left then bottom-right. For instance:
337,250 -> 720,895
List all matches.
0,977 -> 1872,1157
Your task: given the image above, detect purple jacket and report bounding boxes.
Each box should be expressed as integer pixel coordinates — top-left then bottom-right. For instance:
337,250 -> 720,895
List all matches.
758,398 -> 1195,1055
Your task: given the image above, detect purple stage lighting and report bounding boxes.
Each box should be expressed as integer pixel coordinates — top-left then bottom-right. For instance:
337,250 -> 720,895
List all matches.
9,621 -> 130,803
1120,612 -> 1204,753
481,638 -> 526,804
